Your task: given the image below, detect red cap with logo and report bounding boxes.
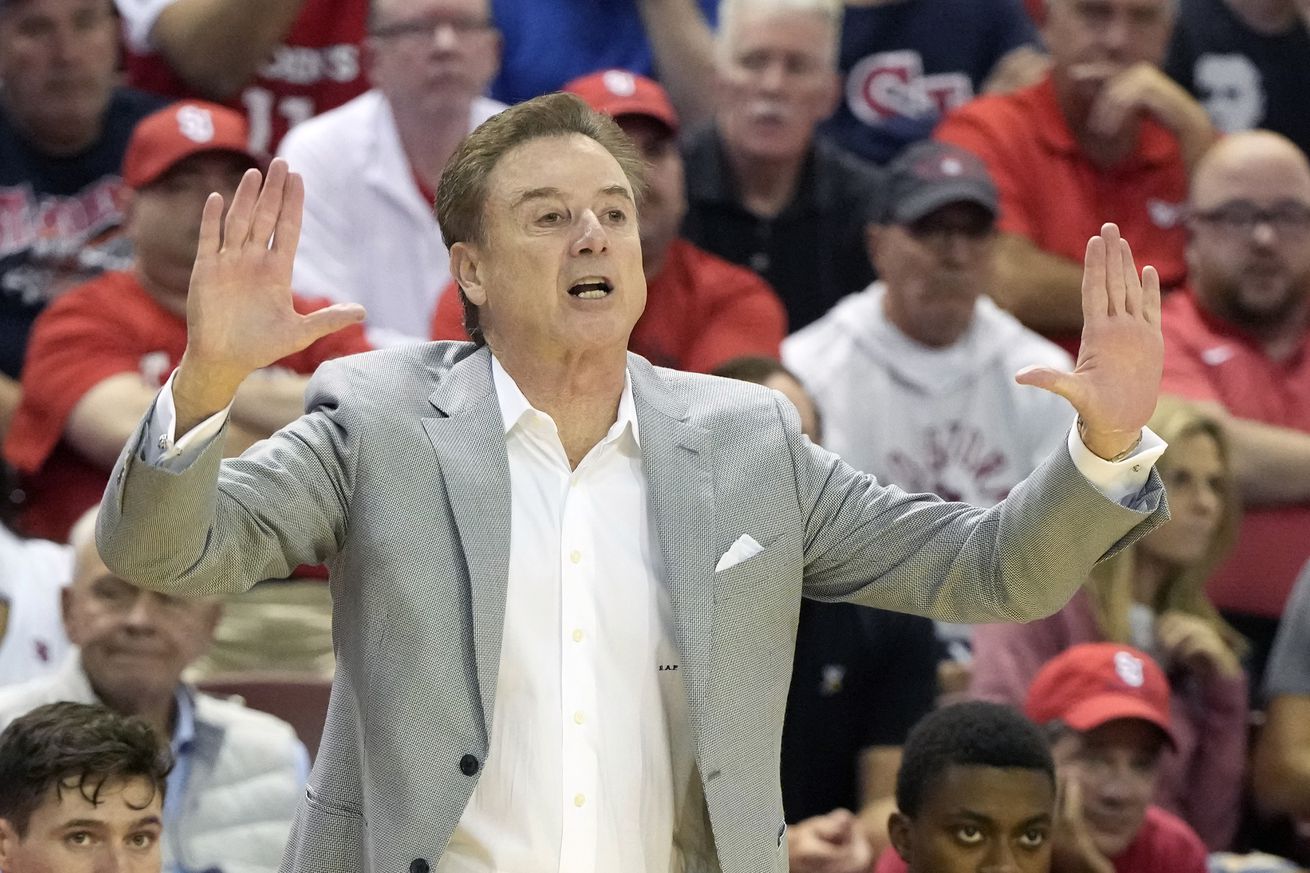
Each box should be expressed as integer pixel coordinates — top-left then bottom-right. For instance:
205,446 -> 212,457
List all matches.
563,69 -> 680,135
122,101 -> 261,190
1024,642 -> 1178,749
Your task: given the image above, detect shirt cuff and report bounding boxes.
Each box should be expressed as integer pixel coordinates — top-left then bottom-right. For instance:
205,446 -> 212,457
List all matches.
145,369 -> 232,469
1067,420 -> 1167,506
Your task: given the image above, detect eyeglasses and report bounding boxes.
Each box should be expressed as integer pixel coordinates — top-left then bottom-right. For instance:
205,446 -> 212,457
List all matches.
370,14 -> 495,39
1190,200 -> 1310,236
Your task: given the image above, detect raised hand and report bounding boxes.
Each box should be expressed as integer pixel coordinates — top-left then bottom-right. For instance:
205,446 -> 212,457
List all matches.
1016,223 -> 1163,460
175,158 -> 365,428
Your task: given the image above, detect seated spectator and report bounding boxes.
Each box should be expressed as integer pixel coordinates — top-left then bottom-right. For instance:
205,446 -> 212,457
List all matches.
715,355 -> 938,867
1165,0 -> 1310,156
971,399 -> 1249,849
116,0 -> 369,152
0,522 -> 70,687
681,0 -> 885,331
278,0 -> 504,346
1161,130 -> 1310,676
1031,643 -> 1209,873
0,509 -> 306,873
0,701 -> 172,873
1255,560 -> 1310,829
0,0 -> 162,431
875,700 -> 1057,873
3,101 -> 371,542
935,0 -> 1213,355
433,71 -> 789,372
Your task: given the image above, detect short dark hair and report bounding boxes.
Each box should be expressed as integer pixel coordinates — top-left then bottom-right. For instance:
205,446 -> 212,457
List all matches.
711,355 -> 797,385
0,702 -> 172,837
436,91 -> 647,345
896,702 -> 1054,818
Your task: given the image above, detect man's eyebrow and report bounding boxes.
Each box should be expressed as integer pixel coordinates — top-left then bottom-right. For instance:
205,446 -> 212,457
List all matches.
510,185 -> 634,208
131,814 -> 163,828
58,819 -> 108,830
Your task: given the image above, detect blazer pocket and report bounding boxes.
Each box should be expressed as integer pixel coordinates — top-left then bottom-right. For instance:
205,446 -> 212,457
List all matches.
305,785 -> 363,819
713,533 -> 794,603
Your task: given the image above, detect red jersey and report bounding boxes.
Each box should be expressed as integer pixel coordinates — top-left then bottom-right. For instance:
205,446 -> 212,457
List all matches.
430,238 -> 788,373
935,74 -> 1189,355
122,0 -> 369,153
3,270 -> 371,541
1162,289 -> 1310,617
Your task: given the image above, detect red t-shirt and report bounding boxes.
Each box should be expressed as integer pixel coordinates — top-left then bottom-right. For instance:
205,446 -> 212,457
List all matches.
123,0 -> 369,153
1161,289 -> 1310,617
935,74 -> 1189,355
874,805 -> 1207,873
430,238 -> 788,373
3,270 -> 371,542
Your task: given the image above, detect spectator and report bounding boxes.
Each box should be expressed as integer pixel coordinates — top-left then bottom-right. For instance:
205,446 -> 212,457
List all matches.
277,0 -> 504,346
1165,0 -> 1310,156
715,355 -> 938,867
0,701 -> 171,873
3,101 -> 371,542
1029,643 -> 1210,873
875,701 -> 1057,873
0,522 -> 71,687
0,509 -> 306,873
935,0 -> 1213,355
115,0 -> 370,152
681,0 -> 885,331
784,140 -> 1071,507
1255,560 -> 1310,828
0,0 -> 162,431
825,0 -> 1041,165
971,398 -> 1249,848
1160,130 -> 1310,674
432,70 -> 789,372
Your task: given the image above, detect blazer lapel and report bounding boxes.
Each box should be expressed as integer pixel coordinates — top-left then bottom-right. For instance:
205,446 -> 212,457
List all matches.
630,357 -> 716,751
421,346 -> 512,742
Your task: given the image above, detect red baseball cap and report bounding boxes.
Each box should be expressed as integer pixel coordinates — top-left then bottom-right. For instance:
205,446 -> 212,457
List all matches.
122,101 -> 261,189
1024,642 -> 1178,749
563,69 -> 680,135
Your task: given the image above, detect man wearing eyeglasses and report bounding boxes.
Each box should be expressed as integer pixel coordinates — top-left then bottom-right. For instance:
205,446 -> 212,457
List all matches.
1161,129 -> 1310,681
277,0 -> 504,346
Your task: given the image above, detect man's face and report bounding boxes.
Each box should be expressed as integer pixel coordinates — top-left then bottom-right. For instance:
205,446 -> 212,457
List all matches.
455,133 -> 647,361
1050,720 -> 1165,858
62,545 -> 220,712
1137,430 -> 1224,569
1043,0 -> 1175,107
0,0 -> 117,153
715,9 -> 840,164
127,152 -> 252,282
617,116 -> 686,275
1188,142 -> 1310,332
0,776 -> 162,873
890,764 -> 1055,873
874,202 -> 995,348
368,0 -> 500,116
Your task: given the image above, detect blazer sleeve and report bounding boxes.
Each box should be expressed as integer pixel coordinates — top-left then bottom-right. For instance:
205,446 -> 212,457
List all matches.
778,394 -> 1169,623
96,359 -> 359,596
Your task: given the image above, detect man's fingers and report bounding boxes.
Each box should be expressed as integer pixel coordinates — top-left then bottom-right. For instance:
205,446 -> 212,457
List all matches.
1142,264 -> 1162,323
197,192 -> 225,257
272,171 -> 306,256
1082,234 -> 1108,323
1015,365 -> 1080,406
247,159 -> 289,248
1120,237 -> 1143,315
223,167 -> 264,250
1102,222 -> 1126,314
297,303 -> 367,348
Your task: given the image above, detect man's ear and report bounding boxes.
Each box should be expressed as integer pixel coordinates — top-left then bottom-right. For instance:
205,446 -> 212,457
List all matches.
60,587 -> 78,643
865,223 -> 887,273
888,810 -> 914,868
0,817 -> 21,864
450,241 -> 487,307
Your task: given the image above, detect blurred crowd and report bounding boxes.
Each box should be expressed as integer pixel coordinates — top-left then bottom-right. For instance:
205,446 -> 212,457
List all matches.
0,0 -> 1308,870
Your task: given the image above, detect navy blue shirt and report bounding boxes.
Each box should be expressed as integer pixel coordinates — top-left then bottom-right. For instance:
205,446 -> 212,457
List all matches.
0,88 -> 163,378
822,0 -> 1036,165
489,0 -> 719,105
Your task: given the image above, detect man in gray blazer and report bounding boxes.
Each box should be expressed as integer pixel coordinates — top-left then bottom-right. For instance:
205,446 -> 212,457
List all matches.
98,93 -> 1169,873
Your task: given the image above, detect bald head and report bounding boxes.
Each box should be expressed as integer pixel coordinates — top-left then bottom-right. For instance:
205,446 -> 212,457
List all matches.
1192,131 -> 1310,207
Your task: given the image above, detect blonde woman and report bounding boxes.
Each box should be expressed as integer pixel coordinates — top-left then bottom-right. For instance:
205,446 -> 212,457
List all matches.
970,398 -> 1249,850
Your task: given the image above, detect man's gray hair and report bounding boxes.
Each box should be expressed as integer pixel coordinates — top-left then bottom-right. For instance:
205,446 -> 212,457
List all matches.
715,0 -> 844,68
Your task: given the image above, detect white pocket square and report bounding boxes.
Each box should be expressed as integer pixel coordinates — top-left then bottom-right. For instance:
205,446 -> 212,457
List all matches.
715,534 -> 765,572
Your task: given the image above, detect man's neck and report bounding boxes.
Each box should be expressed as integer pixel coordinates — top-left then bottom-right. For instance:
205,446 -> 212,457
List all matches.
1202,291 -> 1310,362
5,109 -> 103,158
134,262 -> 189,319
390,97 -> 474,192
721,138 -> 807,218
1224,0 -> 1300,33
87,676 -> 177,743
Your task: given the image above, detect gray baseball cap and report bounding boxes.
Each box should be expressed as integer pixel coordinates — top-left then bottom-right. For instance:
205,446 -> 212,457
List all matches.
882,141 -> 998,225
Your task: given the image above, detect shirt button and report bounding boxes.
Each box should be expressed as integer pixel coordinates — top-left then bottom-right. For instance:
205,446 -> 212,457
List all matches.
459,754 -> 480,776
410,861 -> 430,873
570,550 -> 582,564
574,793 -> 586,807
573,710 -> 585,725
572,629 -> 584,643
157,434 -> 168,450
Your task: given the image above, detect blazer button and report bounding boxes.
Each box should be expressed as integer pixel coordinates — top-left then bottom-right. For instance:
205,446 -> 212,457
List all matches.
410,860 -> 429,873
459,754 -> 480,776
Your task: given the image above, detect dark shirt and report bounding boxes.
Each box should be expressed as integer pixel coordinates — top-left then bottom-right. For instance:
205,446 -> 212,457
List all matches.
682,126 -> 885,332
823,0 -> 1036,165
780,600 -> 938,823
1165,0 -> 1310,156
0,87 -> 163,378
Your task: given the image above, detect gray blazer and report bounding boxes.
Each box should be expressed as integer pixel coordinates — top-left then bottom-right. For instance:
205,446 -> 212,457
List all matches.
98,343 -> 1166,873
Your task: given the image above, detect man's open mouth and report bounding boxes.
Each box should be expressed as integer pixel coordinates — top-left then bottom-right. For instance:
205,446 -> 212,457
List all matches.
569,278 -> 613,299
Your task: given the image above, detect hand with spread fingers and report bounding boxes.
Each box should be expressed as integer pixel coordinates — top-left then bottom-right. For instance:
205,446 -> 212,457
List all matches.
1016,222 -> 1164,461
174,158 -> 367,429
